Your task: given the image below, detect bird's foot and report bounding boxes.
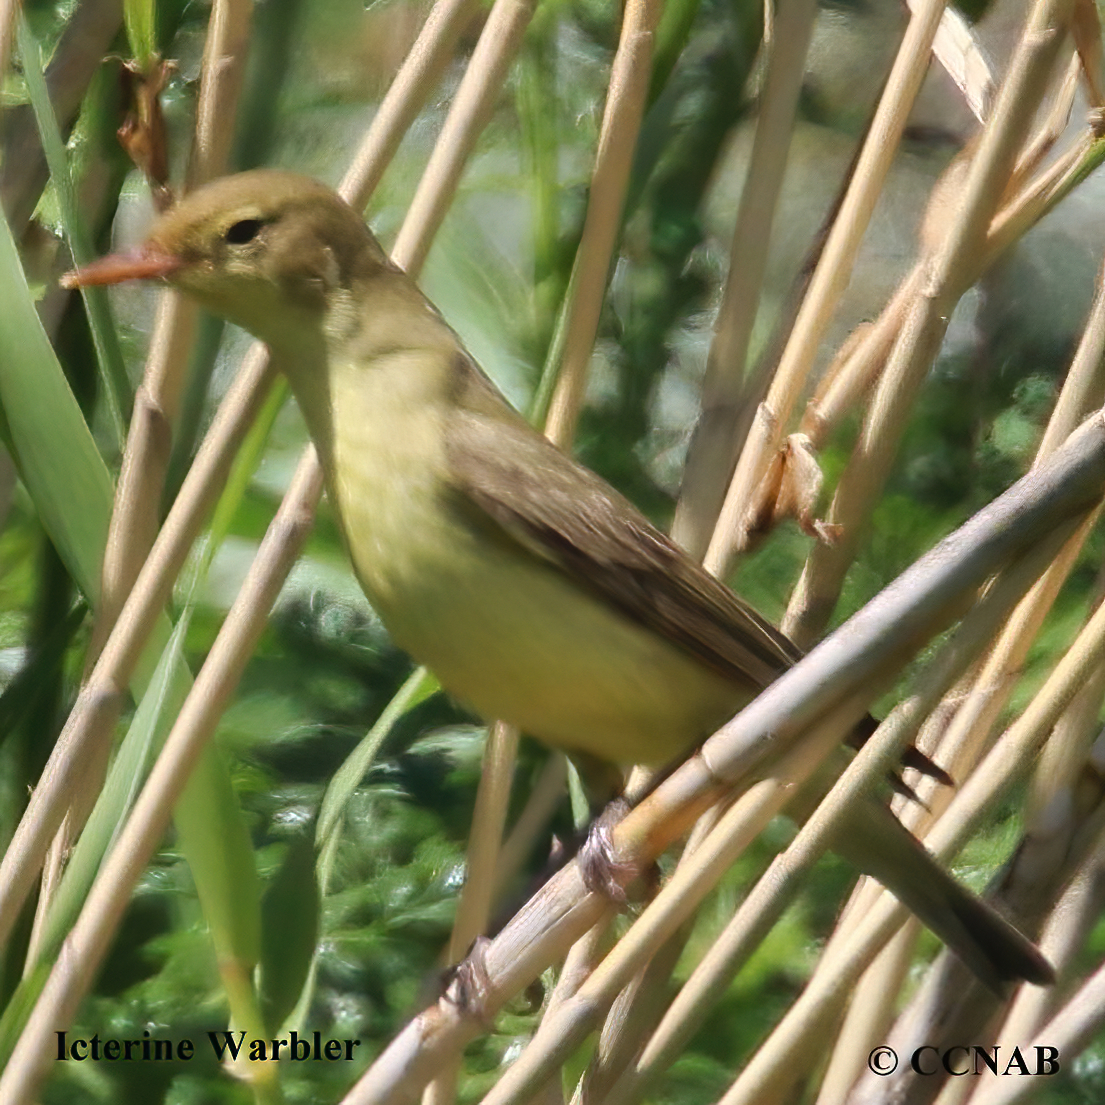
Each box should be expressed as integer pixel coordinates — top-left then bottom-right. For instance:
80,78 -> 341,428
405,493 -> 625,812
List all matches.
579,799 -> 638,902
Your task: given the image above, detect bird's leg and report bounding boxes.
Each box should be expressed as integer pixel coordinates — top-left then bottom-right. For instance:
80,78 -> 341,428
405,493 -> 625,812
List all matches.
578,798 -> 638,901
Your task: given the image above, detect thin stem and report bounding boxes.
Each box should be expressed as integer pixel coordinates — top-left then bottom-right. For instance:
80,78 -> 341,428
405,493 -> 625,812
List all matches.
782,0 -> 1076,645
542,0 -> 662,447
340,413 -> 1105,1105
691,0 -> 945,566
668,0 -> 818,557
0,454 -> 325,1105
391,0 -> 538,276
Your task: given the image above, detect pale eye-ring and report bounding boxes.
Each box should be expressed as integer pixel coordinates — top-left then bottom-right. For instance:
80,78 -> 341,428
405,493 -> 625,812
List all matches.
224,218 -> 265,245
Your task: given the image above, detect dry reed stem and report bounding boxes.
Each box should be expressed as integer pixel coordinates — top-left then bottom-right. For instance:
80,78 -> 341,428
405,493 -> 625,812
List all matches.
925,4 -> 993,120
899,234 -> 1105,808
892,515 -> 1099,830
802,93 -> 1105,629
384,5 -> 575,1097
836,665 -> 1104,1103
340,0 -> 480,207
357,36 -> 527,1082
346,53 -> 523,1051
804,45 -> 1101,446
430,3 -> 666,1093
707,415 -> 1105,796
782,0 -> 1077,648
964,936 -> 1105,1105
477,695 -> 874,1105
495,835 -> 601,1096
422,1053 -> 462,1105
602,523 -> 1072,1105
799,267 -> 921,442
495,753 -> 567,897
347,869 -> 613,1105
35,0 -> 254,951
190,0 -> 253,185
544,915 -> 618,1024
1023,632 -> 1105,840
348,26 -> 547,1081
517,5 -> 668,1083
695,0 -> 946,571
0,344 -> 276,952
0,0 -> 499,1074
912,556 -> 1105,889
45,0 -> 255,906
1039,254 -> 1105,457
715,888 -> 926,1102
1005,49 -> 1079,197
33,301 -> 200,913
982,806 -> 1105,1076
836,547 -> 1105,1102
803,117 -> 1105,446
575,784 -> 737,1101
1072,0 -> 1105,106
92,293 -> 199,664
343,417 -> 1105,1105
812,234 -> 1105,1078
424,721 -> 520,1105
813,926 -> 919,1105
573,926 -> 688,1104
542,0 -> 660,447
905,678 -> 1105,1102
391,0 -> 537,276
377,51 -> 542,1018
89,0 -> 253,671
715,587 -> 1105,1105
528,0 -> 689,1085
987,116 -> 1105,256
532,917 -> 617,1100
0,451 -> 325,1105
671,0 -> 818,559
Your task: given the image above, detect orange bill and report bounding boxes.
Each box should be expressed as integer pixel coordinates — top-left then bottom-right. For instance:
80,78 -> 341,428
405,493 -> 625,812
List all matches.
61,247 -> 182,289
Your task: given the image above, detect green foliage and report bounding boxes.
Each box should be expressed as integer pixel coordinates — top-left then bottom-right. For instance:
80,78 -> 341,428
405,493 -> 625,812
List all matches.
259,834 -> 319,1033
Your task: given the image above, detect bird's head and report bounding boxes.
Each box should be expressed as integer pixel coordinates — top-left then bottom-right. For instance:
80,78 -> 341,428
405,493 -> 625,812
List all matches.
64,170 -> 395,346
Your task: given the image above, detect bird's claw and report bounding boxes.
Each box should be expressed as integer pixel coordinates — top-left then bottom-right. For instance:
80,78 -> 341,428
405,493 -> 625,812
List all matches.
579,799 -> 637,902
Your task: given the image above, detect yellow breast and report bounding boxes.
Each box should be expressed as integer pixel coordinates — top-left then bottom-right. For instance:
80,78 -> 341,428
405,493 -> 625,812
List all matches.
293,347 -> 746,767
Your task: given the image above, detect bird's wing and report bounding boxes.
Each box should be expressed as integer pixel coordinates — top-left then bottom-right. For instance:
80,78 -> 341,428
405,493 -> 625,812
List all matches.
446,364 -> 957,794
444,365 -> 801,690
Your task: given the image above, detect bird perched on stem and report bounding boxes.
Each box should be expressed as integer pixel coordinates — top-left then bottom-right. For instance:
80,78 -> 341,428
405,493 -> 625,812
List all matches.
66,169 -> 1052,992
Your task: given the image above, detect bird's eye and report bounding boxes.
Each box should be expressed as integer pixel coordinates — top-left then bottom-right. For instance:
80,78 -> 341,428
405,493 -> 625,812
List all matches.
224,218 -> 264,245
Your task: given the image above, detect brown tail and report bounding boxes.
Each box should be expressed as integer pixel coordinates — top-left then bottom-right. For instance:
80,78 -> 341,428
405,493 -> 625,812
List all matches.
835,800 -> 1053,993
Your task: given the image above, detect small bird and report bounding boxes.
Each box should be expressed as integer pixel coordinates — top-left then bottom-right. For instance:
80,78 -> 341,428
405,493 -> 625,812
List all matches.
66,169 -> 1052,990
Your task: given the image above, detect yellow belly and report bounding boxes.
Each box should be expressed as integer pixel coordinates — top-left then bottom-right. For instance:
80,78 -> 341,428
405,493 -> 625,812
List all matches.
303,349 -> 749,768
369,528 -> 746,766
